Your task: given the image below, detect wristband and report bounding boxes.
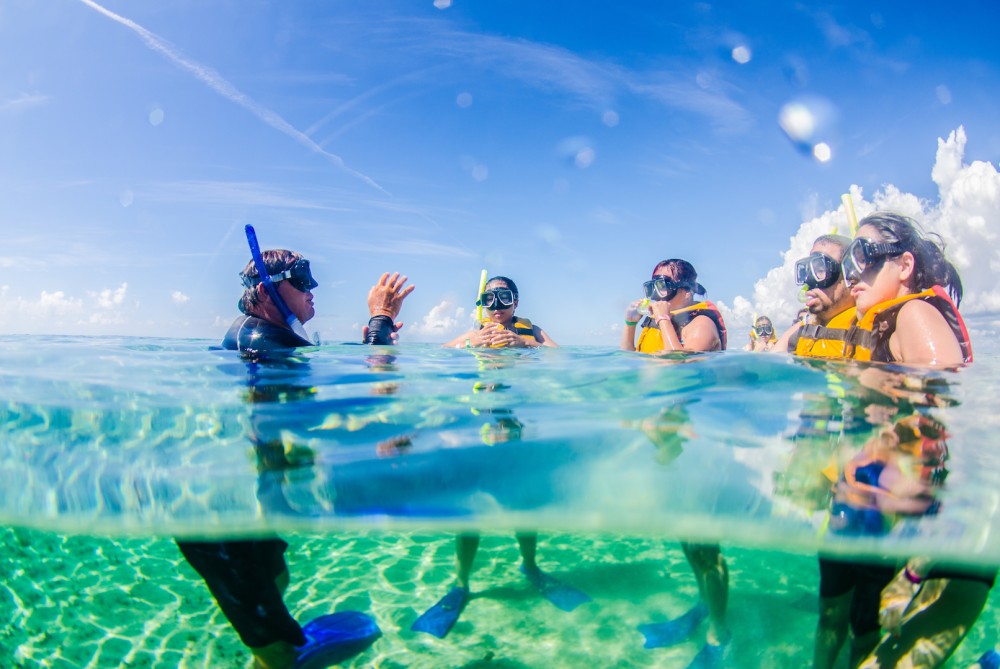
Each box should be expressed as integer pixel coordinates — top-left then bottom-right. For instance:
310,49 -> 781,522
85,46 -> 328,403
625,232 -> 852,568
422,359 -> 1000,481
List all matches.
624,320 -> 638,327
465,338 -> 472,348
364,315 -> 397,345
903,566 -> 924,584
655,316 -> 671,324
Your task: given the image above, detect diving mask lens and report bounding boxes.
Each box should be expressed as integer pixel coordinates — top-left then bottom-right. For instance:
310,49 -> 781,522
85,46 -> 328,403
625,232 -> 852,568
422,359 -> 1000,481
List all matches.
794,253 -> 840,289
480,288 -> 515,309
754,323 -> 773,337
642,277 -> 683,301
286,259 -> 318,292
841,238 -> 903,285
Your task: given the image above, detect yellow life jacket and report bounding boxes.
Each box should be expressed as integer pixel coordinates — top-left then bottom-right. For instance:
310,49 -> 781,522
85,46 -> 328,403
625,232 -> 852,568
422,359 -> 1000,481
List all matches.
791,307 -> 857,358
636,301 -> 727,353
507,316 -> 543,344
844,286 -> 972,363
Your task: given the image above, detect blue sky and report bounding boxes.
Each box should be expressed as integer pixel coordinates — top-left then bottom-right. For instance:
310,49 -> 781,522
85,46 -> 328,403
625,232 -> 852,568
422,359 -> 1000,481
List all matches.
2,0 -> 999,344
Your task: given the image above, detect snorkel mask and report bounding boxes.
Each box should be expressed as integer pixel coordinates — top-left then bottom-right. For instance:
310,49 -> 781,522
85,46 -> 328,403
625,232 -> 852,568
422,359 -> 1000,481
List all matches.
243,225 -> 313,344
642,277 -> 694,301
841,237 -> 904,285
242,258 -> 318,293
794,252 -> 841,289
478,288 -> 516,310
752,322 -> 774,339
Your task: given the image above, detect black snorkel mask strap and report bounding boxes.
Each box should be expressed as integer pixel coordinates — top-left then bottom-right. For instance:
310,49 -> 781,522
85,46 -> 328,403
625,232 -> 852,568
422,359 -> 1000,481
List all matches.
244,224 -> 312,344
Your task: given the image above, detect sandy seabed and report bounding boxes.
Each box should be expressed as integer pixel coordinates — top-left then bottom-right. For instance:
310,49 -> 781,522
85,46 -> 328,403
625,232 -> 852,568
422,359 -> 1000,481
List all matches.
1,527 -> 997,668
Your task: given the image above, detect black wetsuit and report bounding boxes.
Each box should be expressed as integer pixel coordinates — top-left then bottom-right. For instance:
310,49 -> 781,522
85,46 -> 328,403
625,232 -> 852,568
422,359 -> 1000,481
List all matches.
177,313 -> 395,649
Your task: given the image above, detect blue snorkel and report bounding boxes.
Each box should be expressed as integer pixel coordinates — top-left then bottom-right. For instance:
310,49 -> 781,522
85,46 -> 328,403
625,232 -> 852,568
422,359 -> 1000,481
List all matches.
244,224 -> 312,344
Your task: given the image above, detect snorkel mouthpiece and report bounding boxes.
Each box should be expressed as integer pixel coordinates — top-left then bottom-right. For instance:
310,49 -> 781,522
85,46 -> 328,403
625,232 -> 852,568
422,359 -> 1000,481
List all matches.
244,225 -> 312,344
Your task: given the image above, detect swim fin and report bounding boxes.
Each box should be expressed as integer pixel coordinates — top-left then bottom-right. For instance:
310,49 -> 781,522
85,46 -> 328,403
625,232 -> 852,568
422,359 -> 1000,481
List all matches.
978,650 -> 1000,669
411,586 -> 469,638
521,565 -> 591,612
637,601 -> 708,649
685,632 -> 730,669
294,611 -> 381,669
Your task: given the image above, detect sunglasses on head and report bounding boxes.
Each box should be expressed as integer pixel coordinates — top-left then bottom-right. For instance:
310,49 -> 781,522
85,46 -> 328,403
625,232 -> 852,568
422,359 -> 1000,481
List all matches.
794,252 -> 841,289
478,288 -> 516,310
841,238 -> 904,285
642,276 -> 693,301
243,258 -> 318,292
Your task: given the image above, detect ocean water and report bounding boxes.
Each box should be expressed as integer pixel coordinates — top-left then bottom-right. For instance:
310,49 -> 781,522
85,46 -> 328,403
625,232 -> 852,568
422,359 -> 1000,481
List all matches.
2,324 -> 1000,668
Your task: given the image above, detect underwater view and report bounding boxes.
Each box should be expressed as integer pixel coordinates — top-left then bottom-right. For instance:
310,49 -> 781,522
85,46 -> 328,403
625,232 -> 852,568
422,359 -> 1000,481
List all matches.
2,329 -> 1000,667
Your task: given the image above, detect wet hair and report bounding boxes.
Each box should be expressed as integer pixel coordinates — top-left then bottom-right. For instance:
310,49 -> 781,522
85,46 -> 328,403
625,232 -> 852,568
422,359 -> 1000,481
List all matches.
754,315 -> 773,328
238,249 -> 303,315
813,234 -> 852,258
485,275 -> 518,299
651,259 -> 706,295
858,213 -> 963,306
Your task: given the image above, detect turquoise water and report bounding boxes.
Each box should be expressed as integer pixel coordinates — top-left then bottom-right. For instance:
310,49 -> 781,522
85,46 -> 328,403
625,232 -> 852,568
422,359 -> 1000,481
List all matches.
2,326 -> 1000,667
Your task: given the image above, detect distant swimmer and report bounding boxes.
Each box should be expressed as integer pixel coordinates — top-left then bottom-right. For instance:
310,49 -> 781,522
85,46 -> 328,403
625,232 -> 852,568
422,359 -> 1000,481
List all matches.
773,233 -> 856,358
177,227 -> 412,669
743,315 -> 776,351
444,275 -> 557,348
623,259 -> 731,666
415,275 -> 587,639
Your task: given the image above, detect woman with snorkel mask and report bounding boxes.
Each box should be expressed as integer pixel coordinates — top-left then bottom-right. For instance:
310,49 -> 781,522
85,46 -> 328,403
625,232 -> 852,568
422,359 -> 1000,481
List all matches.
445,276 -> 557,348
744,315 -> 776,352
622,259 -> 726,354
838,213 -> 987,669
622,259 -> 730,662
841,212 -> 971,367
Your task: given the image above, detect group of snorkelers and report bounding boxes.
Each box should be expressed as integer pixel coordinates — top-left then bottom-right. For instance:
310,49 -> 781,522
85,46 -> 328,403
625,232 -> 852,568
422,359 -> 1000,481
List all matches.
180,213 -> 993,668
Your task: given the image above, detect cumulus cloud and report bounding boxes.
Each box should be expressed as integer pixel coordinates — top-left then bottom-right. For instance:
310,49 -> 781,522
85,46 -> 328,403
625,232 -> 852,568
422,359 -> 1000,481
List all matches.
90,282 -> 128,309
408,299 -> 468,339
171,291 -> 190,304
731,126 -> 1000,327
0,282 -> 132,332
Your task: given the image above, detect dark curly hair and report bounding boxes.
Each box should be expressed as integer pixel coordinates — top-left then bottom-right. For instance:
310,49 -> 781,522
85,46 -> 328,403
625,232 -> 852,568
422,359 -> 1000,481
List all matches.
858,213 -> 963,306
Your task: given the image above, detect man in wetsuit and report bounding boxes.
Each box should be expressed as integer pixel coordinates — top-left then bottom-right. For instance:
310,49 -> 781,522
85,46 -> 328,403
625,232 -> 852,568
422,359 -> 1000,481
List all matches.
177,248 -> 413,669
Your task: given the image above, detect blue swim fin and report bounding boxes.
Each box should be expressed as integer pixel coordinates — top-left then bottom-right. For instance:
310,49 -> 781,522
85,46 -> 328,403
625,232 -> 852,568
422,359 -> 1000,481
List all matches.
294,611 -> 381,669
685,632 -> 730,669
637,601 -> 708,649
978,650 -> 1000,669
411,586 -> 469,639
521,565 -> 591,612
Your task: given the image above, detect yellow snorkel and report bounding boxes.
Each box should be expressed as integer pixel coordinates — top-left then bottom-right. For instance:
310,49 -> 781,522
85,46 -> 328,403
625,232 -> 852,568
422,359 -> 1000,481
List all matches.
840,192 -> 859,237
475,269 -> 488,325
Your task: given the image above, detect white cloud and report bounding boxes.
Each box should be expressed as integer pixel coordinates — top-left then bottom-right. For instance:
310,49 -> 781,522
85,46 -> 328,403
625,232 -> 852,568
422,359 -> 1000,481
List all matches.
171,291 -> 190,304
735,126 -> 1000,325
408,299 -> 468,339
91,282 -> 128,309
0,283 -> 133,333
